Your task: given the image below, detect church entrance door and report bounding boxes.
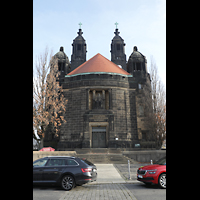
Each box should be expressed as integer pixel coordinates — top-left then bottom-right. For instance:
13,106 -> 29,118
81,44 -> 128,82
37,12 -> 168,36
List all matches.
92,127 -> 106,148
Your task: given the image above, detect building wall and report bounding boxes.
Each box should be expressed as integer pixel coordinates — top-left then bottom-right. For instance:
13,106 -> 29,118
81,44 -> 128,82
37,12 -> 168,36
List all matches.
45,72 -> 154,150
110,88 -> 132,146
57,74 -> 140,149
59,88 -> 86,148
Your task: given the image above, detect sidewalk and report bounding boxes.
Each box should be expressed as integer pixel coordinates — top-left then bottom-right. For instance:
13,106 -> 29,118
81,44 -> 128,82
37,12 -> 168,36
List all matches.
94,164 -> 126,183
88,163 -> 148,184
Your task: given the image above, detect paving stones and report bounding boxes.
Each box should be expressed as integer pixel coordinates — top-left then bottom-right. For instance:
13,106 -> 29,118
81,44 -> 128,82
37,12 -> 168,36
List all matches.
59,184 -> 137,200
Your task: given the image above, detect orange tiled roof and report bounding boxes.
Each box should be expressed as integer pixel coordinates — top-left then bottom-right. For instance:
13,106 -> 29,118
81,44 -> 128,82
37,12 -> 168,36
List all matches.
67,53 -> 131,76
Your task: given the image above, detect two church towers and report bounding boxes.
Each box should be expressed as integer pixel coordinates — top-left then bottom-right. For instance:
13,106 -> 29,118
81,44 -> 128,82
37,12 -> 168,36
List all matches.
70,23 -> 127,72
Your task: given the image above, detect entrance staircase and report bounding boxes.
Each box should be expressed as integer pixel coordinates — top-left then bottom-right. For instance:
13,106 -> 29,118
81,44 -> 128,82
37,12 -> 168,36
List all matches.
75,148 -> 138,164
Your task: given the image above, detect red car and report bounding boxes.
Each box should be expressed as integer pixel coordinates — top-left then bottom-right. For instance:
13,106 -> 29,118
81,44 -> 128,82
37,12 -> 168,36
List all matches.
137,156 -> 166,189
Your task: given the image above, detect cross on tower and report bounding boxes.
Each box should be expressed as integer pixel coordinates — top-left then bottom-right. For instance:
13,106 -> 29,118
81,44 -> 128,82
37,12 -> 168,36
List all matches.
79,22 -> 82,29
115,22 -> 118,29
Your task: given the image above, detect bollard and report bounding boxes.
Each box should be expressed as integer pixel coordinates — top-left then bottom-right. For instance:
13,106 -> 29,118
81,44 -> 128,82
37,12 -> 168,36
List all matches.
150,160 -> 153,165
128,160 -> 131,180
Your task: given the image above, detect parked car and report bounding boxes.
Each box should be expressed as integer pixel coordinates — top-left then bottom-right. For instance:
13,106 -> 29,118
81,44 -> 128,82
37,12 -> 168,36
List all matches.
137,156 -> 166,189
33,156 -> 97,190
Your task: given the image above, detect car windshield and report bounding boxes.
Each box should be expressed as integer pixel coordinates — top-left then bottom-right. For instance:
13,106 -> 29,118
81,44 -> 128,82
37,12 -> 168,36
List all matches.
154,157 -> 166,165
80,158 -> 95,166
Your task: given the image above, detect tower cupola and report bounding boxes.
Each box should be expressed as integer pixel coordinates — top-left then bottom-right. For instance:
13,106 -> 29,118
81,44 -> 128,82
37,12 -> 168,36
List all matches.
110,22 -> 127,71
53,46 -> 70,77
127,46 -> 147,75
71,23 -> 87,71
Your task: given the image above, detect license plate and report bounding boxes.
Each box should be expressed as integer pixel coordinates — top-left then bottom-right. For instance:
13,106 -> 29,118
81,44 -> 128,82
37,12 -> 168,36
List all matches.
138,175 -> 143,179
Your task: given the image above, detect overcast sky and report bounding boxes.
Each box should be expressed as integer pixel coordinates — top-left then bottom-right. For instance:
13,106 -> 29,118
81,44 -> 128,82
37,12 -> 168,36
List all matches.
33,0 -> 166,87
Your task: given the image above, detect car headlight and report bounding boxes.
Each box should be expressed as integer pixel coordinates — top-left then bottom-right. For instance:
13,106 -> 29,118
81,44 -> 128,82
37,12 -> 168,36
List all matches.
146,169 -> 157,174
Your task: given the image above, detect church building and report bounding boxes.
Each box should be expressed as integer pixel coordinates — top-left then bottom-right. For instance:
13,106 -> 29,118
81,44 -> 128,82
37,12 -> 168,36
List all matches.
44,25 -> 154,149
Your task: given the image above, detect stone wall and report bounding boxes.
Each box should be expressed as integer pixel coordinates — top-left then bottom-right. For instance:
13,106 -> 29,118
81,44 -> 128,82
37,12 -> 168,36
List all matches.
58,88 -> 86,149
33,150 -> 166,163
123,150 -> 166,162
33,151 -> 76,161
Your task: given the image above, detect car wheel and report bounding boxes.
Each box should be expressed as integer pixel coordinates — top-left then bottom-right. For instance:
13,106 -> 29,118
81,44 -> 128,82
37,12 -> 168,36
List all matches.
61,175 -> 75,191
158,173 -> 166,189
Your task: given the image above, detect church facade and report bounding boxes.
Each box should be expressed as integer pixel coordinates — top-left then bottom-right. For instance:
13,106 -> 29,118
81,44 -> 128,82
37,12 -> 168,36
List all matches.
44,26 -> 154,149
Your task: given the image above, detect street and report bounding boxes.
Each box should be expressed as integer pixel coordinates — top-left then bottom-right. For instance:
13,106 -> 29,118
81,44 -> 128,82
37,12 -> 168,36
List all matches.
124,183 -> 166,200
33,182 -> 166,200
33,163 -> 166,199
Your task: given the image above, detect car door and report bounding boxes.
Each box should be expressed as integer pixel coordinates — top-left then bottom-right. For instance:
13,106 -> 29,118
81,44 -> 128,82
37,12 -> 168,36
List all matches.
33,158 -> 48,182
64,159 -> 81,179
43,158 -> 65,183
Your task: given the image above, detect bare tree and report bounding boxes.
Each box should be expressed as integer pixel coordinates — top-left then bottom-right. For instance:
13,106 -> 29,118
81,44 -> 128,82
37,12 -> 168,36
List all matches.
33,47 -> 67,148
137,56 -> 166,149
149,56 -> 166,148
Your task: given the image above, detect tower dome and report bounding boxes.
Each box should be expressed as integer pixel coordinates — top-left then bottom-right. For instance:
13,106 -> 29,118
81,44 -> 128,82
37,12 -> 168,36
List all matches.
112,29 -> 124,42
53,46 -> 70,76
54,47 -> 70,63
127,46 -> 147,74
128,46 -> 146,62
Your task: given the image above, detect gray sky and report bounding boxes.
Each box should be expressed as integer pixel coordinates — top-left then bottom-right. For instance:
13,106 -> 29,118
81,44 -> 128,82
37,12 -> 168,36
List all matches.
33,0 -> 166,87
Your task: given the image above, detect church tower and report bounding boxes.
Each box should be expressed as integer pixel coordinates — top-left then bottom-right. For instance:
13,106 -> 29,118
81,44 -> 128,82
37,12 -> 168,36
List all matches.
127,46 -> 148,76
53,46 -> 70,83
110,23 -> 127,71
71,24 -> 87,71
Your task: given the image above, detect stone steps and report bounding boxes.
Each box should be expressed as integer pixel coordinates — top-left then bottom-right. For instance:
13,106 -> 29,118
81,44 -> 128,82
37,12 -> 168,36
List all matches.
75,148 -> 138,164
77,154 -> 126,164
75,148 -> 122,154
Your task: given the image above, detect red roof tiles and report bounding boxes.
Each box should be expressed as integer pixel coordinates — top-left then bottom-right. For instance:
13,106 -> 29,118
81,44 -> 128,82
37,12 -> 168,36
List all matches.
67,53 -> 131,76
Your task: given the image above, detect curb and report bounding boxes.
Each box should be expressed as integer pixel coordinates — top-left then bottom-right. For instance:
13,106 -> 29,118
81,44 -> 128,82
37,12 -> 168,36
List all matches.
87,180 -> 139,184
